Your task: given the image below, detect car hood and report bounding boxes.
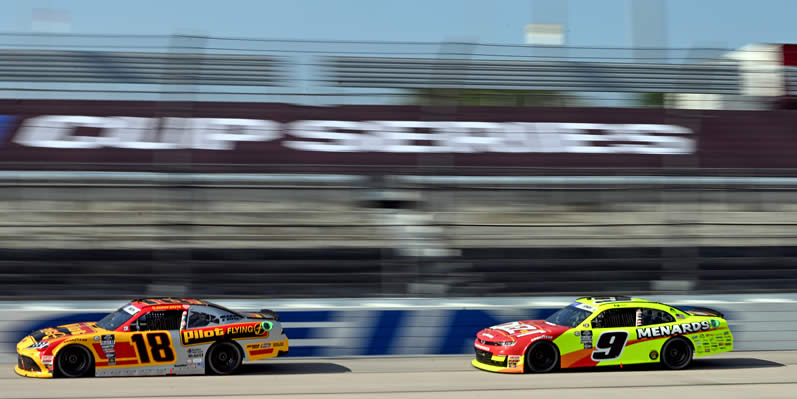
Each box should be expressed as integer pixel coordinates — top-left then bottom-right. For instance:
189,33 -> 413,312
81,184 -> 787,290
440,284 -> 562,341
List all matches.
29,322 -> 104,343
477,320 -> 571,342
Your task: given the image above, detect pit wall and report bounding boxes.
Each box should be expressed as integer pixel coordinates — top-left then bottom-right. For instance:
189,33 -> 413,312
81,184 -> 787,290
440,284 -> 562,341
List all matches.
2,295 -> 795,363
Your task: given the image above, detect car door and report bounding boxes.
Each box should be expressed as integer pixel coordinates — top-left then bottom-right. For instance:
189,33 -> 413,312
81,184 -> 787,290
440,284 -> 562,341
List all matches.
587,307 -> 638,366
633,306 -> 677,360
126,309 -> 182,373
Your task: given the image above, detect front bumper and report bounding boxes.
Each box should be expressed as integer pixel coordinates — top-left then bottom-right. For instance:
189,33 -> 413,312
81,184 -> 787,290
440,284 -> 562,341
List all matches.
472,345 -> 524,373
14,352 -> 53,378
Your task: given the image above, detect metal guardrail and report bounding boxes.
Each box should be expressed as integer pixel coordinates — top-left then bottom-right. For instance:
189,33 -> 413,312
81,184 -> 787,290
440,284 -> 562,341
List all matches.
321,57 -> 742,94
3,171 -> 797,187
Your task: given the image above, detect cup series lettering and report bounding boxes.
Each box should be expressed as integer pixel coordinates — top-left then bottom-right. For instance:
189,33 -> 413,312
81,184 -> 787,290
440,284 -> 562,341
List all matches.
637,321 -> 712,339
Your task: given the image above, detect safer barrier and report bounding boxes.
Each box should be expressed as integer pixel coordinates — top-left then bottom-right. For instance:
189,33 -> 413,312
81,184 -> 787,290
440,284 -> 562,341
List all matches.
1,295 -> 795,364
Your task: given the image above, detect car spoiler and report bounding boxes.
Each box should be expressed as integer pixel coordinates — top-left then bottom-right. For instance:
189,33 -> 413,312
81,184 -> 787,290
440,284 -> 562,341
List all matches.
686,307 -> 725,318
258,309 -> 280,321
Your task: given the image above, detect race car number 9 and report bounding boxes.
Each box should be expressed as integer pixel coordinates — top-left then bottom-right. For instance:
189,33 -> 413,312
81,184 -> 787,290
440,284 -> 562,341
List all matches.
590,331 -> 629,361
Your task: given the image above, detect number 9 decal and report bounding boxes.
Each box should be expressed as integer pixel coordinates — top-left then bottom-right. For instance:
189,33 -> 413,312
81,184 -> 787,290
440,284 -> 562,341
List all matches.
590,331 -> 629,361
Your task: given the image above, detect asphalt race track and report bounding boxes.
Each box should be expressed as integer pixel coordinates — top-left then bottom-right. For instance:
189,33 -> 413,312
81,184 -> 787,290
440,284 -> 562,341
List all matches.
2,351 -> 797,399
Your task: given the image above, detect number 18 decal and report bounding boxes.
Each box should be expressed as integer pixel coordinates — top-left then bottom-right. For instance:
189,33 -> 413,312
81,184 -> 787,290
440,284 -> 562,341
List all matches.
590,331 -> 629,361
131,332 -> 175,363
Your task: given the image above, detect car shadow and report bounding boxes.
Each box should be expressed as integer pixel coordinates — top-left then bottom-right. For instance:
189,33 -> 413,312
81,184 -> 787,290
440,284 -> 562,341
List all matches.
238,362 -> 352,375
557,357 -> 784,373
691,357 -> 785,370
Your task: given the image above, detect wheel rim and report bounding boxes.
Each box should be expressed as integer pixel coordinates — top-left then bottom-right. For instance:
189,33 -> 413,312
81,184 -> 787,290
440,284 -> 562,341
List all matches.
58,346 -> 90,377
528,343 -> 556,372
211,344 -> 240,374
665,340 -> 690,367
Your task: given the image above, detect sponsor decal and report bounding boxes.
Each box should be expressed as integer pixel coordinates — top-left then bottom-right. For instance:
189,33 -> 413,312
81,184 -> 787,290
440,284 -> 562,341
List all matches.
100,335 -> 115,366
583,342 -> 593,349
507,355 -> 522,369
574,331 -> 580,336
123,305 -> 140,315
636,321 -> 711,339
482,333 -> 494,339
150,304 -> 186,311
583,323 -> 590,328
186,348 -> 204,368
490,322 -> 541,335
474,343 -> 490,351
649,351 -> 659,360
28,341 -> 49,350
246,343 -> 260,350
41,355 -> 54,365
93,336 -> 100,341
181,322 -> 270,345
10,116 -> 695,155
573,302 -> 597,312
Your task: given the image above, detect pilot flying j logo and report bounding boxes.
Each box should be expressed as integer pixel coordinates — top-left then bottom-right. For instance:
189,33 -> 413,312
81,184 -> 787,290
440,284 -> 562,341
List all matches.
637,321 -> 713,339
181,321 -> 271,345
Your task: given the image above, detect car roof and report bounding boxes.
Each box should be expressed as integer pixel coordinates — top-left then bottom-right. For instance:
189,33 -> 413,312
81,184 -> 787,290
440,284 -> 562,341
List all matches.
575,296 -> 655,308
129,297 -> 209,307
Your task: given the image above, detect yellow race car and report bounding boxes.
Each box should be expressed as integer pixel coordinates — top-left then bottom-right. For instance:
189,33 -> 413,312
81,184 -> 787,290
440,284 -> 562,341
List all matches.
473,296 -> 732,373
16,297 -> 288,378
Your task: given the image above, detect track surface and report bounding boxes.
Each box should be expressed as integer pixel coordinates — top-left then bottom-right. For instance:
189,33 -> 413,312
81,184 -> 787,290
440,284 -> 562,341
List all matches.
2,351 -> 797,399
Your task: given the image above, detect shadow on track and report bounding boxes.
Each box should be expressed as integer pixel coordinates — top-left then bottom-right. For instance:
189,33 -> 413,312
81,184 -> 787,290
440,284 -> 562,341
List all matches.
691,357 -> 784,370
557,357 -> 784,373
239,362 -> 352,375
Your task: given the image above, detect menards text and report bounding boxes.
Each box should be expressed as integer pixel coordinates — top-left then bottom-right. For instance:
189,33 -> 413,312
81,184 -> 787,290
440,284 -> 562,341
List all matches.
637,321 -> 712,339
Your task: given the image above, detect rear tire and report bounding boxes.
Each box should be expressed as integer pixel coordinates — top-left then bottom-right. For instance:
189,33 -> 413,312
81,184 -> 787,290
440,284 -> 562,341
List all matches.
206,341 -> 243,375
524,341 -> 559,373
56,345 -> 93,378
661,337 -> 693,370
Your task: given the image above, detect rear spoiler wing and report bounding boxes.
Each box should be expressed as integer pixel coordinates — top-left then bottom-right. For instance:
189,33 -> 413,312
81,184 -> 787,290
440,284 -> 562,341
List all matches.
686,307 -> 725,318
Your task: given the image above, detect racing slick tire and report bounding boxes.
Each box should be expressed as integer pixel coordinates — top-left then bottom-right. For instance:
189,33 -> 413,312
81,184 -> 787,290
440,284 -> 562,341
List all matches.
661,337 -> 693,370
206,341 -> 243,375
524,341 -> 560,373
56,345 -> 94,378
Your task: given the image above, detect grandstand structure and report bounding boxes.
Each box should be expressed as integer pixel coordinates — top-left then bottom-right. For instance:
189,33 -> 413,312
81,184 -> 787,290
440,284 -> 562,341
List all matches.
0,33 -> 792,108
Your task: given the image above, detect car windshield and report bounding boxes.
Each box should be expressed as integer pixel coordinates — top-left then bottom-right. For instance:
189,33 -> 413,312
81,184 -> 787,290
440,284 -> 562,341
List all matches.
96,305 -> 136,331
545,304 -> 593,327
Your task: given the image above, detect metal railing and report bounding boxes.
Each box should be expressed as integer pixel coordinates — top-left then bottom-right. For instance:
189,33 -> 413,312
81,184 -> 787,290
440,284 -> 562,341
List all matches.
0,33 -> 786,106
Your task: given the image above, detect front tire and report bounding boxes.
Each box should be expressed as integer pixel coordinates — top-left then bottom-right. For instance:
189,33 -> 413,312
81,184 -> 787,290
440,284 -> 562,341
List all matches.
206,341 -> 243,375
56,345 -> 93,378
524,341 -> 560,373
661,337 -> 693,370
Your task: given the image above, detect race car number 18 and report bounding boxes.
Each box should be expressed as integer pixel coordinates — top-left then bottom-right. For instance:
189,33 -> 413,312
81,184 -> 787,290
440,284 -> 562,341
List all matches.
590,331 -> 629,361
131,332 -> 175,363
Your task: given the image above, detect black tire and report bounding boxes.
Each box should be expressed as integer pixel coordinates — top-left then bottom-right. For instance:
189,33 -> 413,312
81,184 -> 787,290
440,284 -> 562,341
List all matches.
661,337 -> 693,370
56,345 -> 93,378
524,341 -> 560,373
206,341 -> 243,375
